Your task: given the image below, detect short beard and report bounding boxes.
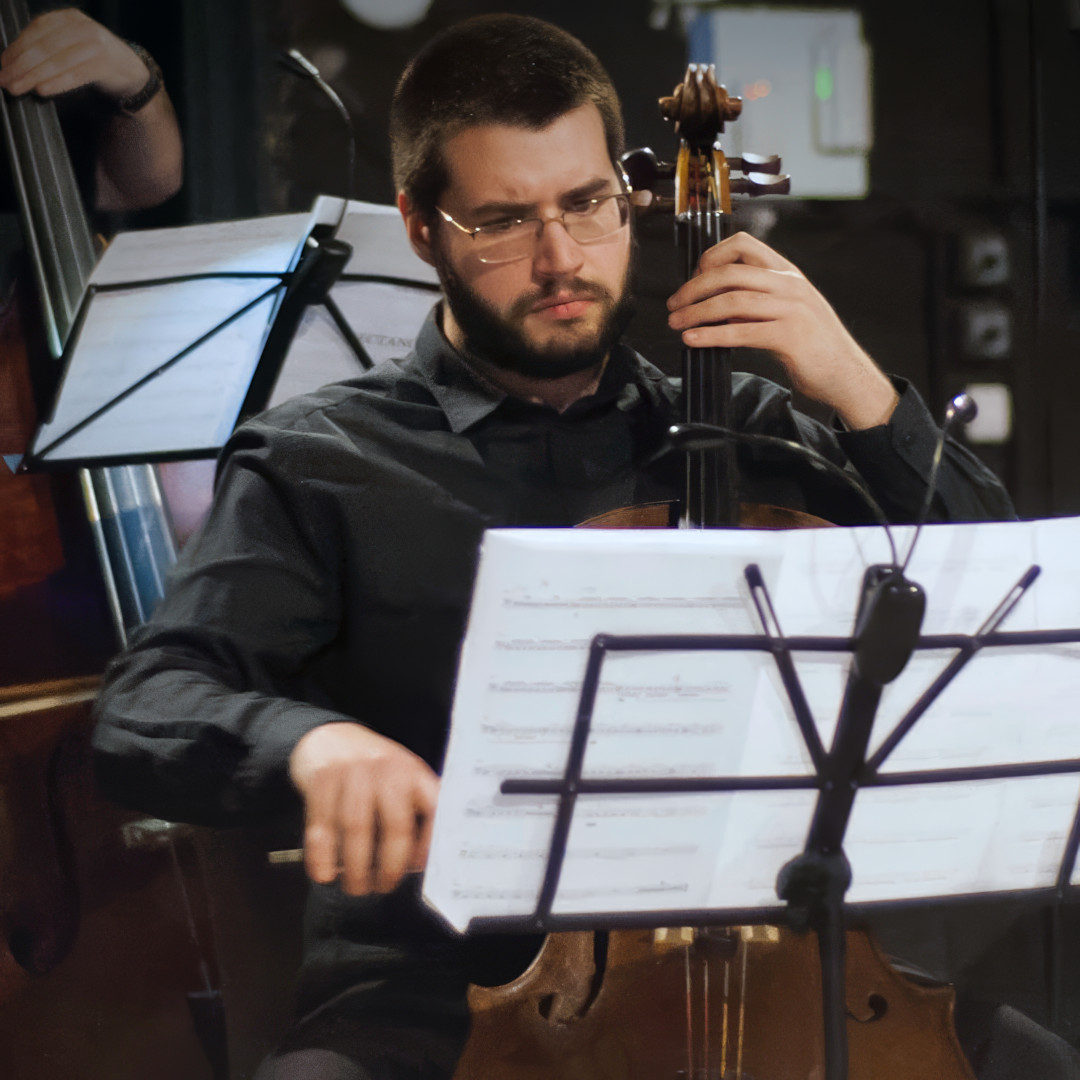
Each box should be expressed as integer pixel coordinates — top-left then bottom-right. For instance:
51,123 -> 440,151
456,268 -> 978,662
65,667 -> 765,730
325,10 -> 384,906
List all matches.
433,243 -> 636,381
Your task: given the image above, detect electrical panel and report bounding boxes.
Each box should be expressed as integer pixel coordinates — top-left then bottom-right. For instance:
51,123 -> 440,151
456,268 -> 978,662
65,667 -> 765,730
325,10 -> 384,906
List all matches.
689,6 -> 871,198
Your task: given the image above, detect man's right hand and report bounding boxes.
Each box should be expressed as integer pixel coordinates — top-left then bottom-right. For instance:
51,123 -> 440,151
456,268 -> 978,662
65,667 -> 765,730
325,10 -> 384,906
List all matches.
289,722 -> 440,895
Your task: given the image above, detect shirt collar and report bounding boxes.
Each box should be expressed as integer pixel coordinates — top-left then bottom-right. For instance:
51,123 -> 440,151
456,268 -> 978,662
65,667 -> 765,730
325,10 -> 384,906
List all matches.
409,304 -> 662,434
410,308 -> 507,433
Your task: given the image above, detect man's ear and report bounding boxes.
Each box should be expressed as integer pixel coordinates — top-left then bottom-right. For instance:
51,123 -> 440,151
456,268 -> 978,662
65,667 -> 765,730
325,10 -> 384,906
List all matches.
398,191 -> 436,268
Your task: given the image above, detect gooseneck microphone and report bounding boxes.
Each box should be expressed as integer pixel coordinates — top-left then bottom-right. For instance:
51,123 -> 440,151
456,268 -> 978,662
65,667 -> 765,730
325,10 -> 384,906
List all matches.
844,391 -> 978,688
668,390 -> 978,684
850,392 -> 976,683
899,391 -> 978,574
279,48 -> 357,204
664,423 -> 900,566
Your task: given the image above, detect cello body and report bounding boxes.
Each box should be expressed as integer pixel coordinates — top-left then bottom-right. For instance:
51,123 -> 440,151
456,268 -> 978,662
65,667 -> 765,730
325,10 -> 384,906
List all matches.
457,926 -> 974,1080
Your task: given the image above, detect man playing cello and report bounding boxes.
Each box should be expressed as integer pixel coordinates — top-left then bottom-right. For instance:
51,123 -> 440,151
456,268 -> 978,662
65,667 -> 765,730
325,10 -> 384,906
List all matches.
92,13 -> 1054,1080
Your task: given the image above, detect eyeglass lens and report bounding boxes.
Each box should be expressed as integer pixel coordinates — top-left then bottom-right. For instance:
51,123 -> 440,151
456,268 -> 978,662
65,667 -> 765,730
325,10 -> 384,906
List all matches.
476,195 -> 629,264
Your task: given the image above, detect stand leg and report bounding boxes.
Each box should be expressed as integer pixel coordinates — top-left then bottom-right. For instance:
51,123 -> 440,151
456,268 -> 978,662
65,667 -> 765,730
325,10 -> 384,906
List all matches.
778,849 -> 853,1080
818,900 -> 848,1080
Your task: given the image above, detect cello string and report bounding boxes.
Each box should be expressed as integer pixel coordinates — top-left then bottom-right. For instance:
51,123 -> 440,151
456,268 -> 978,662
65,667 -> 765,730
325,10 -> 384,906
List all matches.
695,156 -> 710,525
684,155 -> 703,528
704,169 -> 720,524
693,159 -> 705,524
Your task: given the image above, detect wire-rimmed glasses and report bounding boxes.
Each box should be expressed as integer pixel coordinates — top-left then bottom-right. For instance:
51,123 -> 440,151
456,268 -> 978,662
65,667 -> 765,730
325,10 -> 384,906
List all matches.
435,193 -> 631,264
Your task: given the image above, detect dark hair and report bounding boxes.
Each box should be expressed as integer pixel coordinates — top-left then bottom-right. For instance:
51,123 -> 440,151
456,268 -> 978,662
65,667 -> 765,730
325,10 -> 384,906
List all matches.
390,14 -> 625,218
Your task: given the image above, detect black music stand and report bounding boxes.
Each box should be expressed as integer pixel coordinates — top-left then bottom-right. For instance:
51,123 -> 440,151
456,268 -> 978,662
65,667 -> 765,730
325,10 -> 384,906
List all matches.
459,557 -> 1080,1080
264,198 -> 441,408
19,199 -> 440,472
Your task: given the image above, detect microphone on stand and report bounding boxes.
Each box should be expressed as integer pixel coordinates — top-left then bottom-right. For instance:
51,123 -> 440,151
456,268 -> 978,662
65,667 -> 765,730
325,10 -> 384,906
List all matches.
899,392 -> 979,574
279,48 -> 357,204
667,391 -> 978,682
855,391 -> 978,685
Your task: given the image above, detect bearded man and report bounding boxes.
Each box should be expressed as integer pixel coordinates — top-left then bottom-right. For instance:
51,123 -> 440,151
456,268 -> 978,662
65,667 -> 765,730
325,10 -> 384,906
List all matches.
92,13 -> 1027,1080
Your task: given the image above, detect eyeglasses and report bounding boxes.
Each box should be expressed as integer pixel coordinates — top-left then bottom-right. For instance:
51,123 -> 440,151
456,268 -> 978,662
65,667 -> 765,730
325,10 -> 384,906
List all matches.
435,193 -> 631,264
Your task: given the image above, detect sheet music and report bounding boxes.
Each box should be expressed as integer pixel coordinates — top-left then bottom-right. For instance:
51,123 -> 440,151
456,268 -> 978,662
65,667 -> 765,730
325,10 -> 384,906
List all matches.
310,195 -> 441,283
423,520 -> 1080,933
89,211 -> 319,284
31,198 -> 442,462
268,282 -> 437,407
267,198 -> 440,406
32,212 -> 317,461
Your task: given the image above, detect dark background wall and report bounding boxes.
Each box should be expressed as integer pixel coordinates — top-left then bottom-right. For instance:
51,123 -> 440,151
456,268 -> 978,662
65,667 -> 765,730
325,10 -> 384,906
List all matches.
88,0 -> 1080,520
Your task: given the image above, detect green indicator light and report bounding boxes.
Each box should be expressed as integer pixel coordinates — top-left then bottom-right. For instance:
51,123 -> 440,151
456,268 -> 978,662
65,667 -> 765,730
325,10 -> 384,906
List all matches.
815,66 -> 834,102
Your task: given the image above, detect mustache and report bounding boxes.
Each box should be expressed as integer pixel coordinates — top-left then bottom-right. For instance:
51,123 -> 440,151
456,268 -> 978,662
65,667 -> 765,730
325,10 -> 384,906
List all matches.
507,278 -> 615,321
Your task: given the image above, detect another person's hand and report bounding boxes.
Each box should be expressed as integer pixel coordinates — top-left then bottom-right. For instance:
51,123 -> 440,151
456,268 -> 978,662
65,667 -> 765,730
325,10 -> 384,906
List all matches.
0,8 -> 151,103
289,722 -> 440,896
666,231 -> 899,430
0,9 -> 182,211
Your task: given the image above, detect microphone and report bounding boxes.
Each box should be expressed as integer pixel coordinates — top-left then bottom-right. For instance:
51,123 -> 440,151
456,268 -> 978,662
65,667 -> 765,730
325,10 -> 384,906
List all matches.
279,48 -> 357,202
854,390 -> 978,684
667,392 -> 977,687
856,392 -> 976,685
899,391 -> 979,574
944,391 -> 978,426
664,423 -> 899,566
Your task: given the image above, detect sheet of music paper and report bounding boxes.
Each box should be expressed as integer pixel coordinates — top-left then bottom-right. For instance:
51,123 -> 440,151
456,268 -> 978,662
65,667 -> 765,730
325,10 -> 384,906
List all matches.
32,211 -> 317,461
424,520 -> 1080,933
266,198 -> 441,406
30,197 -> 440,463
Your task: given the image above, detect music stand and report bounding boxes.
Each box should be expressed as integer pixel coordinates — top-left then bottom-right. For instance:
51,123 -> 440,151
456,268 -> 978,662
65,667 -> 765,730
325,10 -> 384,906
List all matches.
426,525 -> 1080,1080
19,198 -> 440,472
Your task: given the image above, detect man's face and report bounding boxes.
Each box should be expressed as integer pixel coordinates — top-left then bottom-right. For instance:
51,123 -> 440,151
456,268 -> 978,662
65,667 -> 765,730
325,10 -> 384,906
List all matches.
422,104 -> 634,381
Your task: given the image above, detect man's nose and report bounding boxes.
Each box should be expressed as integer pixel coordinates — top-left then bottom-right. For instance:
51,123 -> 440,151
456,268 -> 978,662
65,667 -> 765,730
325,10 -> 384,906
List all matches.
531,219 -> 586,279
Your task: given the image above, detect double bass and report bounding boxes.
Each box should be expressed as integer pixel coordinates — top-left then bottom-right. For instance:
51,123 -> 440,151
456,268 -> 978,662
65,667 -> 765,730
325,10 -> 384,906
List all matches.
452,65 -> 976,1080
0,2 -> 226,1076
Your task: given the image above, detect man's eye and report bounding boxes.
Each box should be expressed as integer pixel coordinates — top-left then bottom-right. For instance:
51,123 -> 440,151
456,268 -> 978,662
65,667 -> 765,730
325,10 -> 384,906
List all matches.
481,218 -> 522,235
567,199 -> 600,216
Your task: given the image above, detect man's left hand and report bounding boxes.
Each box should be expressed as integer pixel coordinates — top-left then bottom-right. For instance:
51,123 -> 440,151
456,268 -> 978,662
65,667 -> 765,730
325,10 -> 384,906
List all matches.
666,231 -> 899,430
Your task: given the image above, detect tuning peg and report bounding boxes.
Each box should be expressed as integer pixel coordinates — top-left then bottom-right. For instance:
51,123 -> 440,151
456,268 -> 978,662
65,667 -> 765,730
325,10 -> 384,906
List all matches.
729,172 -> 791,196
728,152 -> 783,175
620,146 -> 675,194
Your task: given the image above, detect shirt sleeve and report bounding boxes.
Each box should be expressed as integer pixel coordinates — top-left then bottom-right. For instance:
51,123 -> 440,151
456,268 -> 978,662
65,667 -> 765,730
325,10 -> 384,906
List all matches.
91,425 -> 353,826
832,378 -> 1016,523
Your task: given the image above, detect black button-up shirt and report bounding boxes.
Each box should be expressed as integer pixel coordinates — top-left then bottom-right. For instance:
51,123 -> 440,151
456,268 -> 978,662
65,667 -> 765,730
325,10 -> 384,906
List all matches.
91,310 -> 1015,1037
94,308 -> 1012,826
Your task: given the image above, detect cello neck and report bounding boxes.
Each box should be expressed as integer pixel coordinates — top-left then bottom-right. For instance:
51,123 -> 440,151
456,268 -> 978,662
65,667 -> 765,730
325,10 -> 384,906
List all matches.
653,64 -> 789,528
659,64 -> 743,529
677,141 -> 737,528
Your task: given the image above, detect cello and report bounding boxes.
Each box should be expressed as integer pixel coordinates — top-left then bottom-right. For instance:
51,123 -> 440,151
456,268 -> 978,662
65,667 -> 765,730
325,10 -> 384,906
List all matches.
452,64 -> 976,1080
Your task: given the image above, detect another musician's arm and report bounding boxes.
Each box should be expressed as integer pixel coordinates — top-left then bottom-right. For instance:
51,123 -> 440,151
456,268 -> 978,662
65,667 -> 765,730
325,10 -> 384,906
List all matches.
92,75 -> 182,212
0,8 -> 182,210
